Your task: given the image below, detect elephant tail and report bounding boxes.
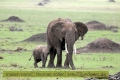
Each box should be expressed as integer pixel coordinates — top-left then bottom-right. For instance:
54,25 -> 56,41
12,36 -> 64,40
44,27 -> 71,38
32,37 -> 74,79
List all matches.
29,54 -> 33,61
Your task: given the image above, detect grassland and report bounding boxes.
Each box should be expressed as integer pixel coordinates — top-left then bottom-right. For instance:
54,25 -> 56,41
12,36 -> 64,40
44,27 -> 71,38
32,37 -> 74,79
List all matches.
0,0 -> 120,80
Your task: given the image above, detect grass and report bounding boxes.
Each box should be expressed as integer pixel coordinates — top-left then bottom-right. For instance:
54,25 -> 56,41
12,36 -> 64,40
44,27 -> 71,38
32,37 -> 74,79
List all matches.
1,52 -> 120,80
0,0 -> 120,80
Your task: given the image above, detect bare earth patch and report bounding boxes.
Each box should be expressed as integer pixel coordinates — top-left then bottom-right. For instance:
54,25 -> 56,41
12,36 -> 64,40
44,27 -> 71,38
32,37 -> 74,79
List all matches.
0,47 -> 28,53
85,20 -> 106,30
77,38 -> 120,53
9,26 -> 23,31
9,63 -> 23,68
85,20 -> 119,31
0,16 -> 25,22
108,0 -> 115,2
109,72 -> 120,80
22,33 -> 47,42
0,56 -> 3,59
38,0 -> 51,6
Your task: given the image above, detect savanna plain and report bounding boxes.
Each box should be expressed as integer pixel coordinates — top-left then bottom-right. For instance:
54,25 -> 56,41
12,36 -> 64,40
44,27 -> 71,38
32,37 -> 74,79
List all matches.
0,0 -> 120,80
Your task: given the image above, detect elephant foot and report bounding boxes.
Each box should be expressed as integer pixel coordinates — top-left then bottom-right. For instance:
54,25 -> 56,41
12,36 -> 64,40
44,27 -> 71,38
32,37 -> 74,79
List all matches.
41,65 -> 45,68
56,65 -> 62,68
34,66 -> 38,68
40,66 -> 45,68
71,67 -> 76,70
63,65 -> 70,69
47,64 -> 55,68
42,65 -> 45,68
34,63 -> 38,68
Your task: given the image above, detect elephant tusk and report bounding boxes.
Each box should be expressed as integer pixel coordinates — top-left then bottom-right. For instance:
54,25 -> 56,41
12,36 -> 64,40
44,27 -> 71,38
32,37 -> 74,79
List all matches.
65,43 -> 69,53
73,43 -> 76,55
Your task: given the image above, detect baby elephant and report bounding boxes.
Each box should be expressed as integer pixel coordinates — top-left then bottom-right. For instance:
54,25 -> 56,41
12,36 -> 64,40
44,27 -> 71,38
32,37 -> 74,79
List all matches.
29,45 -> 49,68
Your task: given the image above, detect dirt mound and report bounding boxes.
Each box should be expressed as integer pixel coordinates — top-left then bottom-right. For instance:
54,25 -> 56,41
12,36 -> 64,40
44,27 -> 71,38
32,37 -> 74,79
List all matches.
107,25 -> 119,30
109,72 -> 120,80
77,38 -> 120,53
0,56 -> 3,59
38,0 -> 50,6
38,3 -> 44,6
23,33 -> 47,42
85,20 -> 107,30
108,0 -> 115,2
9,26 -> 23,31
14,47 -> 27,52
1,16 -> 25,22
0,47 -> 28,54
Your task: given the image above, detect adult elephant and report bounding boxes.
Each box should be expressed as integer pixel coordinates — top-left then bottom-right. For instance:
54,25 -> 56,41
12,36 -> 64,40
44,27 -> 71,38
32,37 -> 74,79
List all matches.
46,18 -> 88,70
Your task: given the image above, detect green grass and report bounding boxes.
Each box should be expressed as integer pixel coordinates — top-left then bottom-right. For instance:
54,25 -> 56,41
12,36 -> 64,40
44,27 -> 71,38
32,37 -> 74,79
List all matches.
1,52 -> 120,80
0,0 -> 120,80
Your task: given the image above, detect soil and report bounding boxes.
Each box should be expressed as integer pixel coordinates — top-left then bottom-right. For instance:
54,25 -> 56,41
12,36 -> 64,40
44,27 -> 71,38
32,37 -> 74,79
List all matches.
77,38 -> 120,53
84,78 -> 98,80
22,33 -> 47,42
108,0 -> 115,2
14,47 -> 27,52
1,16 -> 25,22
38,0 -> 50,6
0,47 -> 28,53
85,20 -> 107,30
107,25 -> 119,30
109,72 -> 120,80
0,56 -> 3,59
38,3 -> 44,6
9,26 -> 23,31
85,20 -> 119,31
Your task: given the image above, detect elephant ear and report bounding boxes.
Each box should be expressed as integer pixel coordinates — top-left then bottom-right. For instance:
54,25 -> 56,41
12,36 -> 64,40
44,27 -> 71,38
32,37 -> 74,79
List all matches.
51,22 -> 64,41
74,22 -> 88,41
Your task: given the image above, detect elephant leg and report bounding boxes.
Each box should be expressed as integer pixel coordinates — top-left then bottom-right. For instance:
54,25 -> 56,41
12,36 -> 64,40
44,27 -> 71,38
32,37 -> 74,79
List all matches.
33,55 -> 38,68
42,54 -> 47,68
56,48 -> 62,68
64,53 -> 70,69
34,60 -> 38,68
42,59 -> 46,68
47,50 -> 56,68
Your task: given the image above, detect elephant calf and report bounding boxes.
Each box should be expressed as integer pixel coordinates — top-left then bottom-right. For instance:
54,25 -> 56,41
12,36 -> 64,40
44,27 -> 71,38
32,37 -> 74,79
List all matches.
29,45 -> 49,68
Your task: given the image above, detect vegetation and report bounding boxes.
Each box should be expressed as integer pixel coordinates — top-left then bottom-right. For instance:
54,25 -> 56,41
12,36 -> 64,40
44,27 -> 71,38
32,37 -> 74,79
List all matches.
0,0 -> 120,80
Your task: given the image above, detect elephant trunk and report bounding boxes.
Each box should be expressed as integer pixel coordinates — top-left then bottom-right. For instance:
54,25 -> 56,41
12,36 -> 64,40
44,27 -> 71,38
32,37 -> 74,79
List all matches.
65,43 -> 76,55
65,32 -> 76,69
67,43 -> 75,69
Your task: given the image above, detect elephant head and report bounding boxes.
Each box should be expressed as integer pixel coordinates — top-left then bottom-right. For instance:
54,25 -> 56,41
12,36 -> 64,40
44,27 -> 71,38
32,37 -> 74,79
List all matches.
51,20 -> 88,69
52,21 -> 88,42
